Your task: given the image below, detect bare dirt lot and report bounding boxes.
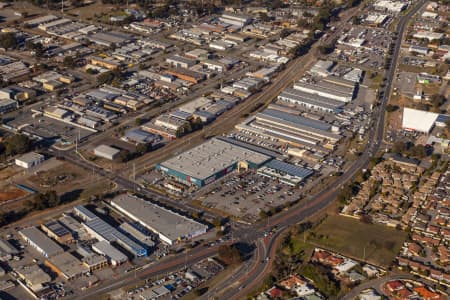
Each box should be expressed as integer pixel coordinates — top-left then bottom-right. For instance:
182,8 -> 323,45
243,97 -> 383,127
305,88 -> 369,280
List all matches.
0,186 -> 28,202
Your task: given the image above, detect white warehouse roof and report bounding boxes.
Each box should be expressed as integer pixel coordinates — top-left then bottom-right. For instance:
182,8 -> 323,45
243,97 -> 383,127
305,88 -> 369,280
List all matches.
111,194 -> 208,245
402,107 -> 438,133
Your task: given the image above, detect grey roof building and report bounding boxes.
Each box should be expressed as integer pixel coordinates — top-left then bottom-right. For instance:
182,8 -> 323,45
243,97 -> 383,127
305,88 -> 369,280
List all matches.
157,138 -> 271,187
19,227 -> 64,258
111,194 -> 208,245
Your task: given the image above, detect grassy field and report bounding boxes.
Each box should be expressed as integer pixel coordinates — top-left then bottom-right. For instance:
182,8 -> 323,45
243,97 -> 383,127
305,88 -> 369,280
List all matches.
306,215 -> 407,267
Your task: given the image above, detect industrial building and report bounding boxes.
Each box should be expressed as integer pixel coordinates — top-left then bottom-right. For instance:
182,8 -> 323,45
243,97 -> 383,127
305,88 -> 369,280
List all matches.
87,31 -> 133,47
121,129 -> 161,145
59,215 -> 87,240
93,145 -> 121,160
235,109 -> 340,153
309,60 -> 334,77
41,221 -> 74,244
14,264 -> 51,293
278,88 -> 345,113
0,238 -> 19,261
166,55 -> 197,69
255,109 -> 341,143
111,194 -> 208,245
73,205 -> 98,222
157,138 -> 272,187
82,254 -> 109,272
80,206 -> 148,257
119,222 -> 155,248
165,68 -> 206,84
19,227 -> 64,258
92,241 -> 128,266
373,0 -> 408,13
26,15 -> 59,27
0,99 -> 18,114
293,76 -> 356,103
15,152 -> 45,169
257,160 -> 314,186
219,12 -> 252,27
402,107 -> 443,133
45,252 -> 88,281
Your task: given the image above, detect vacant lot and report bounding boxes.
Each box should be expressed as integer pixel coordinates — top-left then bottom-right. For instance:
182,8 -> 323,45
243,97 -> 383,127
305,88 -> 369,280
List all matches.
0,186 -> 28,202
307,215 -> 407,267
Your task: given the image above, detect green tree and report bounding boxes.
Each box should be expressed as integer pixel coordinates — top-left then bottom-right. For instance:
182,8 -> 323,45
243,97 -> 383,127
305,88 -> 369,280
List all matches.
392,141 -> 407,154
218,244 -> 242,265
136,143 -> 150,155
4,134 -> 31,156
407,145 -> 427,158
0,33 -> 17,50
385,104 -> 399,112
318,43 -> 335,55
430,94 -> 445,109
63,56 -> 76,68
25,41 -> 45,57
135,118 -> 143,126
97,71 -> 114,85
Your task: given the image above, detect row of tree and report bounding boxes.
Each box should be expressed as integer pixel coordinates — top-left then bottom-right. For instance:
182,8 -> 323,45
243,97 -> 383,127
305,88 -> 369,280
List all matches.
0,134 -> 32,159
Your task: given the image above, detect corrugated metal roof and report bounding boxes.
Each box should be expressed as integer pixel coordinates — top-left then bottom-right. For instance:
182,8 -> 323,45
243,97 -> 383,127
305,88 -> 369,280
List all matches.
264,160 -> 314,179
260,109 -> 331,131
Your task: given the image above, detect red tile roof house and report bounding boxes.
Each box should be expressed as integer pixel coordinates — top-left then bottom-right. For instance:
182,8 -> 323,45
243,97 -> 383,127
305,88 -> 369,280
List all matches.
393,287 -> 413,300
265,286 -> 283,299
278,275 -> 306,291
384,280 -> 405,293
430,268 -> 443,281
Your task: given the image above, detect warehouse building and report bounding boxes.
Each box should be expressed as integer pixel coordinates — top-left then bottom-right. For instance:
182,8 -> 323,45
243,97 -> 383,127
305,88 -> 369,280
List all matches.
166,55 -> 197,69
165,68 -> 206,84
0,99 -> 18,114
93,144 -> 121,160
82,254 -> 108,272
92,241 -> 128,266
14,264 -> 51,293
278,88 -> 345,113
15,152 -> 45,169
0,238 -> 19,261
219,12 -> 252,27
73,205 -> 98,222
59,215 -> 86,240
157,138 -> 272,187
293,76 -> 356,103
401,107 -> 440,133
87,31 -> 133,47
121,129 -> 161,146
19,227 -> 64,258
258,160 -> 314,186
41,221 -> 74,244
255,109 -> 341,143
119,222 -> 155,248
45,252 -> 88,281
81,208 -> 148,257
309,60 -> 334,77
111,194 -> 208,245
26,15 -> 58,27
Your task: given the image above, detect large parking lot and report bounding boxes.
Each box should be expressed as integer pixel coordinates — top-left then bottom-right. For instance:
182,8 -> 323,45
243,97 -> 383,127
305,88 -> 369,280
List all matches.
197,171 -> 303,223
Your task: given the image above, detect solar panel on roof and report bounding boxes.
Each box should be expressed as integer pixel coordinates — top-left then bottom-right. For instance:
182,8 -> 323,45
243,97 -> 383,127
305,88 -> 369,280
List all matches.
261,109 -> 331,131
265,160 -> 313,179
